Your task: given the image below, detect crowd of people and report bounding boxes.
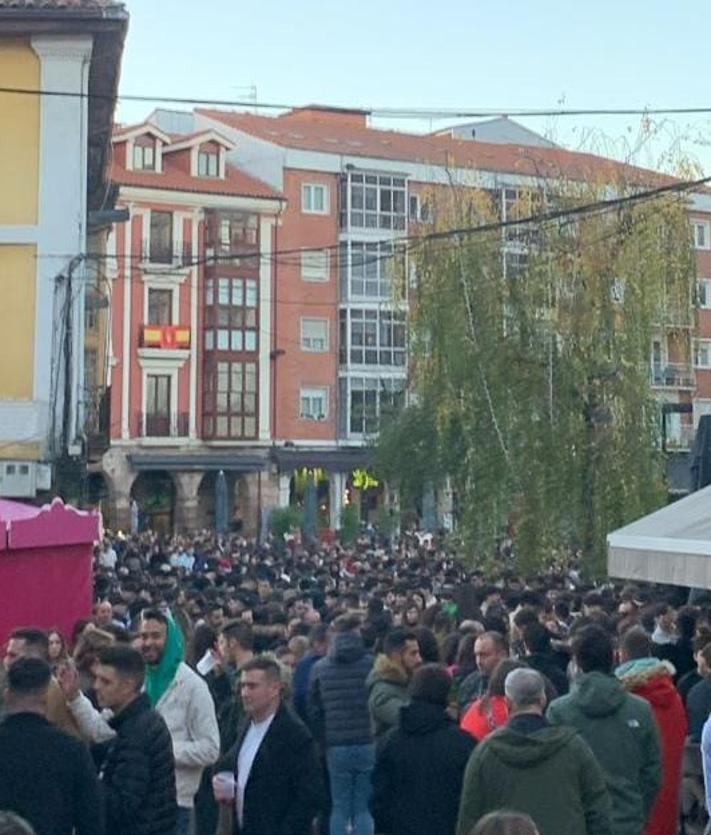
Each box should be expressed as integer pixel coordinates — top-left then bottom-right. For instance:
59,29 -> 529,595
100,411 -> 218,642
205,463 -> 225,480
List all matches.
1,525 -> 711,835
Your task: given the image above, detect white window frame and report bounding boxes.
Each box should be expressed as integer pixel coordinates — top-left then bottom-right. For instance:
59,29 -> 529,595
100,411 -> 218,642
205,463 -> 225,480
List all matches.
300,249 -> 330,282
695,339 -> 711,369
699,279 -> 711,309
133,142 -> 155,172
692,220 -> 711,250
300,386 -> 329,421
198,150 -> 220,178
302,183 -> 329,215
300,317 -> 330,352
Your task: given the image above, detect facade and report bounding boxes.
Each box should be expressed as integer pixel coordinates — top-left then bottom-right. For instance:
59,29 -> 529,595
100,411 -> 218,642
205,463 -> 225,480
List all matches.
0,0 -> 127,499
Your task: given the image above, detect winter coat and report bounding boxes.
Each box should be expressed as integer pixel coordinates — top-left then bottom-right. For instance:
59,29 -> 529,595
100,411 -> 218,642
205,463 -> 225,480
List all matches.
548,671 -> 661,835
456,714 -> 612,835
457,670 -> 488,712
216,703 -> 324,835
0,711 -> 103,835
372,700 -> 475,835
615,658 -> 687,835
95,693 -> 177,835
70,661 -> 220,808
367,654 -> 410,743
685,676 -> 711,742
460,694 -> 509,741
293,650 -> 324,722
308,631 -> 374,747
524,652 -> 570,696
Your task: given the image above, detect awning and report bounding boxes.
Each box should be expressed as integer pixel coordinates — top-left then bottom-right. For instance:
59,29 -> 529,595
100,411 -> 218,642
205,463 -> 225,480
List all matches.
271,447 -> 374,472
607,484 -> 711,588
128,452 -> 267,473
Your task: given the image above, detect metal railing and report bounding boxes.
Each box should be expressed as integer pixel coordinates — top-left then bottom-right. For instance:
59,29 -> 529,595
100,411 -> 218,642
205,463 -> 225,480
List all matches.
139,412 -> 190,438
650,363 -> 695,389
141,240 -> 192,268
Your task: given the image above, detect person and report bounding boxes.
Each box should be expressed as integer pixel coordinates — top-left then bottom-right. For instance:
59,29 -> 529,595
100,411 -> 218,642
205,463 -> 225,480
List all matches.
367,628 -> 422,744
308,615 -> 374,835
0,813 -> 36,835
615,626 -> 686,835
457,632 -> 509,712
547,625 -> 661,835
62,609 -> 219,835
3,627 -> 80,737
293,624 -> 329,722
520,622 -> 569,697
460,659 -> 526,741
371,664 -> 475,835
93,645 -> 177,835
214,656 -> 324,835
47,629 -> 69,671
469,811 -> 540,835
456,668 -> 612,835
0,657 -> 103,835
685,641 -> 711,742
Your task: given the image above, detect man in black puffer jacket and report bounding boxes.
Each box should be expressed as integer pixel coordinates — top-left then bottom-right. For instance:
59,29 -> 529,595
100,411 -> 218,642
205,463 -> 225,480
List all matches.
93,646 -> 176,835
372,664 -> 475,835
308,614 -> 374,835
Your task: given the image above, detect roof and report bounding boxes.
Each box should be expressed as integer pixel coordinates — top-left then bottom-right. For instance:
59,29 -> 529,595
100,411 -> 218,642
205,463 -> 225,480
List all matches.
0,0 -> 124,10
112,160 -> 282,201
198,108 -> 674,187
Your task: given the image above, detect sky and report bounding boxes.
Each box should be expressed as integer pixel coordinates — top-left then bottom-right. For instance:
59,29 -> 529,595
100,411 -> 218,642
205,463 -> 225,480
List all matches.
116,0 -> 711,176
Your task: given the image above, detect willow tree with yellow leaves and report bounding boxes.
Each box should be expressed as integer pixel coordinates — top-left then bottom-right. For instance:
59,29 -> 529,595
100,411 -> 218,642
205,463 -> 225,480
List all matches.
377,170 -> 696,574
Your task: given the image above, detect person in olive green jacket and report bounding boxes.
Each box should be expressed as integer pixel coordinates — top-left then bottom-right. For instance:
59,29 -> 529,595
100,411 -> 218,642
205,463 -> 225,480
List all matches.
547,625 -> 661,835
456,668 -> 612,835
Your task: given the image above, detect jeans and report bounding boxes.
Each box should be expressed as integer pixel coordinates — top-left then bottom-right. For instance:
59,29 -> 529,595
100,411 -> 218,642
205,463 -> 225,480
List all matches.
175,806 -> 192,835
326,744 -> 375,835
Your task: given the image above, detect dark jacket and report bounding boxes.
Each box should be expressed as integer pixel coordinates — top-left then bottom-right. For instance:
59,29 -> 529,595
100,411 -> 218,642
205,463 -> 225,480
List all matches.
524,652 -> 569,697
548,671 -> 661,835
457,670 -> 488,712
308,632 -> 373,747
293,650 -> 324,722
456,714 -> 612,835
372,700 -> 475,835
0,711 -> 103,835
367,655 -> 410,742
95,693 -> 177,835
686,676 -> 711,742
218,704 -> 324,835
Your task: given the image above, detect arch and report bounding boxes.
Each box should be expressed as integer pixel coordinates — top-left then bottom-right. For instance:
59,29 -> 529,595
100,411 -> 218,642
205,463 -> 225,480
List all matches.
289,467 -> 330,529
130,470 -> 175,535
197,470 -> 244,532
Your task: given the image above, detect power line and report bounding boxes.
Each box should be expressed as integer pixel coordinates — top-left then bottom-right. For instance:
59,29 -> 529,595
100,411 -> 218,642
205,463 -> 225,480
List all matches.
5,84 -> 711,121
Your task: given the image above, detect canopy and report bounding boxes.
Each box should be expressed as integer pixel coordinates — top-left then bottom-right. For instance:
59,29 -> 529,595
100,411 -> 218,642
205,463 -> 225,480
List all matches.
607,485 -> 711,588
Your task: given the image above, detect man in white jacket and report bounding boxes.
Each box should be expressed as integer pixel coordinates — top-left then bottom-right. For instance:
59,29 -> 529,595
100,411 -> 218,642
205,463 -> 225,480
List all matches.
59,609 -> 219,835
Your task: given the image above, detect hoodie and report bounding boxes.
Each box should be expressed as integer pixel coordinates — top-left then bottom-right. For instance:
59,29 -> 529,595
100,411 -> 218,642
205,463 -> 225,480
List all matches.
548,671 -> 661,835
367,654 -> 411,742
456,717 -> 612,835
616,658 -> 686,835
308,631 -> 374,747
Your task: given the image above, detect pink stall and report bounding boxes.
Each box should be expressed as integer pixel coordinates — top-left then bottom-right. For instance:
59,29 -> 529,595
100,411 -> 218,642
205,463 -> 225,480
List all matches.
0,497 -> 100,647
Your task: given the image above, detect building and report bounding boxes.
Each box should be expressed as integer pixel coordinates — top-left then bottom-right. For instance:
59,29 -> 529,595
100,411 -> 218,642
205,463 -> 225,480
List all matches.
0,0 -> 128,500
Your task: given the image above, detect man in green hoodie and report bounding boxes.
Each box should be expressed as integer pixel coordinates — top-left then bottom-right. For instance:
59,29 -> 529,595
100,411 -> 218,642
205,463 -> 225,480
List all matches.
457,668 -> 612,835
547,625 -> 661,835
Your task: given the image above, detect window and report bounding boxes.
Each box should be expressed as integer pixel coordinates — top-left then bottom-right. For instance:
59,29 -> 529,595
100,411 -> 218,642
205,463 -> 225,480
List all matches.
339,241 -> 394,300
203,360 -> 257,438
206,212 -> 259,258
696,340 -> 711,368
341,308 -> 406,367
300,249 -> 330,281
692,221 -> 711,250
84,349 -> 97,387
699,279 -> 711,309
301,318 -> 329,352
133,139 -> 155,171
204,277 -> 258,353
408,194 -> 432,224
147,288 -> 173,324
341,172 -> 406,230
84,307 -> 98,331
149,211 -> 173,263
302,183 -> 329,214
300,386 -> 328,420
145,374 -> 171,436
198,150 -> 219,177
348,377 -> 405,435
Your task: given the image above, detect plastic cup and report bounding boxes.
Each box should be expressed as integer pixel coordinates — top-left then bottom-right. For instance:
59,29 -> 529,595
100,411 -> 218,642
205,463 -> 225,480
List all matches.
212,771 -> 235,804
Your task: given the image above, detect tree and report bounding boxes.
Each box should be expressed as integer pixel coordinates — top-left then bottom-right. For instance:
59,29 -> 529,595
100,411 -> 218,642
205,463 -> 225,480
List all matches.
377,170 -> 695,575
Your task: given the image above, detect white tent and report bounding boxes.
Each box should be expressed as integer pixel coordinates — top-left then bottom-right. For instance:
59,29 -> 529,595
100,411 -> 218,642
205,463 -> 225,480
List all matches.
607,484 -> 711,588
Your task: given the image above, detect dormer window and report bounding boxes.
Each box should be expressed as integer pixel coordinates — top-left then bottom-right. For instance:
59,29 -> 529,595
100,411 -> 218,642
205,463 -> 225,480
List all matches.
133,138 -> 156,171
198,150 -> 219,178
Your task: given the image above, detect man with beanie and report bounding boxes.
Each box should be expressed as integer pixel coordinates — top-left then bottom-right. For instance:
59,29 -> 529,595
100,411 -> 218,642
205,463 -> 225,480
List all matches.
372,664 -> 475,835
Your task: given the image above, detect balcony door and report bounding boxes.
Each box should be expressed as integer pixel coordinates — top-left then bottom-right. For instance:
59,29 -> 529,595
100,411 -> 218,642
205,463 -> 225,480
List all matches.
145,374 -> 171,436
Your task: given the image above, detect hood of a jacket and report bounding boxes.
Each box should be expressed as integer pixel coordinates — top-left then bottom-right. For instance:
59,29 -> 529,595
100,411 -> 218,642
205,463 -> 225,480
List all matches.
329,631 -> 367,664
486,722 -> 577,767
615,658 -> 678,709
399,699 -> 450,735
570,671 -> 626,717
366,653 -> 408,689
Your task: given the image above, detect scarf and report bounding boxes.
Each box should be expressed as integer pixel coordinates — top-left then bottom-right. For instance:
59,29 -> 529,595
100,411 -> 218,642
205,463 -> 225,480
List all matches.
144,612 -> 184,707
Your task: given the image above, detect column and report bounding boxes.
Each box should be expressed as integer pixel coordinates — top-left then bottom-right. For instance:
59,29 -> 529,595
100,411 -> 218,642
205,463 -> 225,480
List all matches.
278,473 -> 291,508
329,470 -> 345,531
173,471 -> 203,532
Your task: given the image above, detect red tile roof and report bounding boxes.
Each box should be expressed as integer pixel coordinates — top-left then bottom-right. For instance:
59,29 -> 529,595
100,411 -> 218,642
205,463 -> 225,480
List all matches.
111,161 -> 282,202
198,108 -> 674,187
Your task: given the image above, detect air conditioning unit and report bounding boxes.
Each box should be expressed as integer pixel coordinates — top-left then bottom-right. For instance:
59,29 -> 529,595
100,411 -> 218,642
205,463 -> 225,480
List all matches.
0,461 -> 38,498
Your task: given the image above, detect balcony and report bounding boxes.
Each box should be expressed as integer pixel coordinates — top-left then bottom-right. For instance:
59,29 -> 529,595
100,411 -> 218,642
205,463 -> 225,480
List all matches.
650,363 -> 695,390
139,412 -> 190,439
664,422 -> 696,451
141,240 -> 192,269
141,324 -> 191,350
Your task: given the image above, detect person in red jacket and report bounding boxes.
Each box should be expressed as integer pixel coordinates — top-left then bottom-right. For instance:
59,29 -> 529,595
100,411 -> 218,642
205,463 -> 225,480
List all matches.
460,660 -> 525,741
616,626 -> 687,835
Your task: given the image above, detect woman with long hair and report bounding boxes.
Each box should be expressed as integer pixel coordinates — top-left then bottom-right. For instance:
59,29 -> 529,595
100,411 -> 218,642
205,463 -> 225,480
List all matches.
460,659 -> 526,741
47,629 -> 69,672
